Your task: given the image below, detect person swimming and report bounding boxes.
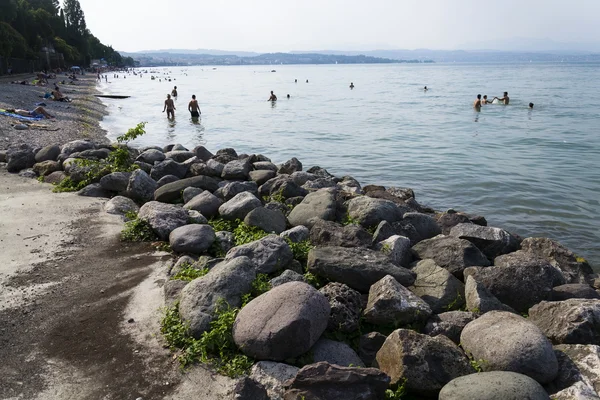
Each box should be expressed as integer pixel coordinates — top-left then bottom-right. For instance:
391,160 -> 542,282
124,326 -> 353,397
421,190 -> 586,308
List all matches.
529,102 -> 534,109
424,86 -> 428,91
287,94 -> 290,99
268,91 -> 277,101
350,82 -> 354,89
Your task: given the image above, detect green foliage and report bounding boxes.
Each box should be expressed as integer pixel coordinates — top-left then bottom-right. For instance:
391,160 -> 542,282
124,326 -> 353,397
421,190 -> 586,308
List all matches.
303,271 -> 326,289
241,274 -> 271,306
286,239 -> 313,263
469,358 -> 486,373
207,217 -> 239,233
444,291 -> 466,312
120,212 -> 157,242
152,242 -> 172,253
51,176 -> 86,192
171,263 -> 209,282
36,175 -> 45,183
385,378 -> 408,400
342,213 -> 360,226
233,222 -> 270,246
116,122 -> 147,143
262,188 -> 285,204
207,238 -> 226,258
0,21 -> 28,58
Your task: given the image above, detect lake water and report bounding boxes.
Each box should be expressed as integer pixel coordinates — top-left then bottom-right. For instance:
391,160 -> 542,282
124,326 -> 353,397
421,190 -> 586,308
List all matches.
98,63 -> 600,270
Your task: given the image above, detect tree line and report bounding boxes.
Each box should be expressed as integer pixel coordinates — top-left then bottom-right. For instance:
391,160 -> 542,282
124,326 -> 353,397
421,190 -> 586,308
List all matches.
0,0 -> 134,67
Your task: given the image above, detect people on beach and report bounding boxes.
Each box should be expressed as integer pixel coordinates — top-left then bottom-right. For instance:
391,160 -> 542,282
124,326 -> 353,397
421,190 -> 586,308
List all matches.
188,95 -> 201,118
163,94 -> 175,118
6,107 -> 55,119
171,86 -> 178,97
268,91 -> 277,101
350,82 -> 355,89
473,94 -> 482,111
494,92 -> 510,105
52,87 -> 71,102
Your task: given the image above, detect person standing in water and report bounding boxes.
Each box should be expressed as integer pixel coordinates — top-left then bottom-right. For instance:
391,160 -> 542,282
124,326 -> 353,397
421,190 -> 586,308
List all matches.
424,86 -> 428,91
482,95 -> 492,105
350,82 -> 355,89
188,94 -> 201,118
494,92 -> 510,105
268,91 -> 277,101
171,86 -> 178,97
473,94 -> 482,111
163,94 -> 175,118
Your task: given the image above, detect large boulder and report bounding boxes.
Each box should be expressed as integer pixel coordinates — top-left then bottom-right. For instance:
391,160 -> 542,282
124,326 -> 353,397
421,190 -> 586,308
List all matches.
183,190 -> 223,218
61,140 -> 95,157
528,299 -> 600,345
436,211 -> 472,235
449,223 -> 520,259
244,207 -> 287,234
364,275 -> 432,326
280,226 -> 310,243
358,332 -> 387,367
6,144 -> 35,172
156,174 -> 180,187
182,187 -> 204,204
402,212 -> 442,242
424,311 -> 476,344
233,282 -> 330,361
278,157 -> 302,174
138,201 -> 189,240
253,161 -> 278,172
550,344 -> 600,396
375,329 -> 474,396
409,260 -> 466,314
259,175 -> 308,199
464,275 -> 516,314
126,169 -> 158,203
169,224 -> 216,254
249,169 -> 277,186
99,171 -> 131,192
411,235 -> 490,279
136,148 -> 165,164
32,160 -> 60,176
214,181 -> 258,201
287,189 -> 337,228
150,159 -> 188,180
104,196 -> 139,216
307,246 -> 416,293
282,362 -> 390,400
376,235 -> 412,267
346,196 -> 408,228
460,311 -> 558,384
552,284 -> 600,301
311,338 -> 365,367
225,235 -> 293,274
319,282 -> 363,334
309,220 -> 372,248
520,237 -> 594,284
154,175 -> 220,203
218,192 -> 263,220
249,361 -> 299,400
551,382 -> 599,400
35,144 -> 61,162
439,371 -> 551,400
77,183 -> 111,198
232,377 -> 269,400
193,145 -> 213,162
165,150 -> 195,163
270,270 -> 305,287
179,257 -> 256,338
221,158 -> 251,180
204,159 -> 225,178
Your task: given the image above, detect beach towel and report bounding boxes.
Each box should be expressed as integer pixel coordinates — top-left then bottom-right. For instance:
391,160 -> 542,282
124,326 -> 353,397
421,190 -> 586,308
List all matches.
0,109 -> 44,121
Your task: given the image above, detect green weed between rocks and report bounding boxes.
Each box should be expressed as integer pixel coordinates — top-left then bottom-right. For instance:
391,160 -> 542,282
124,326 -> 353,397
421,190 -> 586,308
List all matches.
444,291 -> 466,312
171,263 -> 210,282
286,239 -> 313,264
262,188 -> 286,204
233,222 -> 270,246
120,211 -> 157,242
207,217 -> 239,233
303,271 -> 326,289
161,273 -> 274,377
385,378 -> 408,400
52,122 -> 147,192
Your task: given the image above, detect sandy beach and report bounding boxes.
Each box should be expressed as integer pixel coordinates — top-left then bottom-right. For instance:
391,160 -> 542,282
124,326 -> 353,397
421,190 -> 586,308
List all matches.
0,74 -> 109,151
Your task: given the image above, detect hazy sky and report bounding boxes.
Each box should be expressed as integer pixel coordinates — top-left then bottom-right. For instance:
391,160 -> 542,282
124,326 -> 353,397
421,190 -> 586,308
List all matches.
72,0 -> 600,52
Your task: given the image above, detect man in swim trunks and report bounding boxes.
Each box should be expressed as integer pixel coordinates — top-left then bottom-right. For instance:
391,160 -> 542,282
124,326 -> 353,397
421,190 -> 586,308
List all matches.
482,95 -> 492,105
494,92 -> 510,105
268,91 -> 277,101
163,94 -> 175,118
473,94 -> 482,111
171,86 -> 178,97
6,107 -> 54,119
188,94 -> 201,118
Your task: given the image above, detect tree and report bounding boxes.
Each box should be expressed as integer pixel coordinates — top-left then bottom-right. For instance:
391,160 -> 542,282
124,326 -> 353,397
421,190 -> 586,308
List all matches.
0,0 -> 18,23
63,0 -> 86,36
0,21 -> 29,58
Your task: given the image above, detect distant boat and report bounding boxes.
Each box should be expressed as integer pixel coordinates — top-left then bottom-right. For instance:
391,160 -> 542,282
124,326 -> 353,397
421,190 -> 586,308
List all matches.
271,70 -> 276,72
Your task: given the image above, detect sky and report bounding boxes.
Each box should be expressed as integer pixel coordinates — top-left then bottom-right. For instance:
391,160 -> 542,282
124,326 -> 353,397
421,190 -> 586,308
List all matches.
71,0 -> 600,53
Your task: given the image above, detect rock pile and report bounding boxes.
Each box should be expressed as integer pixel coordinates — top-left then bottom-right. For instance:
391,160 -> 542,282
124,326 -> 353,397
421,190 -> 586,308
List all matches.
3,140 -> 599,399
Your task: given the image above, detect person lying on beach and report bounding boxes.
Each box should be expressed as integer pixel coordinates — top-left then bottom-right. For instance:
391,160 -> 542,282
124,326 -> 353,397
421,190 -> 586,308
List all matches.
5,107 -> 55,119
493,92 -> 510,105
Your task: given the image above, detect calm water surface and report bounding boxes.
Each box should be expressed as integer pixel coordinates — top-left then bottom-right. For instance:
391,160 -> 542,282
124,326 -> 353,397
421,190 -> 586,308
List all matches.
99,63 -> 600,269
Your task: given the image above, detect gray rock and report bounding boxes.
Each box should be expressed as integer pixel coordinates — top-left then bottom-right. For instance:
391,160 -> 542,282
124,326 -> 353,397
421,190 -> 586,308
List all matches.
77,183 -> 111,198
551,344 -> 600,396
179,257 -> 256,338
258,175 -> 308,199
32,160 -> 60,176
449,223 -> 520,260
233,281 -> 330,360
187,210 -> 208,224
290,171 -> 318,186
193,145 -> 213,162
282,362 -> 390,400
346,196 -> 409,228
182,187 -> 204,204
44,171 -> 67,184
35,144 -> 61,162
375,329 -> 474,396
249,169 -> 277,186
186,162 -> 207,177
495,250 -> 566,286
169,224 -> 216,254
311,338 -> 365,367
104,196 -> 139,216
213,148 -> 238,164
551,381 -> 599,400
287,189 -> 337,228
232,377 -> 269,400
221,158 -> 251,180
310,219 -> 372,248
302,177 -> 338,191
278,157 -> 302,174
138,201 -> 189,240
521,237 -> 594,284
364,275 -> 432,326
371,220 -> 396,243
134,161 -> 152,173
465,275 -> 516,314
460,311 -> 558,384
136,148 -> 165,164
215,231 -> 235,254
253,161 -> 278,172
436,211 -> 472,235
99,171 -> 132,192
225,235 -> 293,274
319,282 -> 363,333
250,361 -> 299,400
409,260 -> 466,314
218,192 -> 263,221
0,150 -> 6,163
376,235 -> 412,267
412,235 -> 490,279
163,279 -> 188,307
306,165 -> 338,180
214,181 -> 258,201
7,144 -> 35,172
18,169 -> 37,179
165,150 -> 195,163
424,311 -> 476,344
61,140 -> 95,157
402,212 -> 442,242
337,176 -> 362,194
244,207 -> 287,234
205,159 -> 225,177
466,260 -> 562,313
528,299 -> 600,345
72,148 -> 111,160
358,332 -> 387,367
154,175 -> 220,203
184,191 -> 223,218
126,169 -> 158,202
270,270 -> 305,287
169,255 -> 199,277
307,246 -> 416,293
552,284 -> 600,301
280,226 -> 310,243
156,174 -> 180,187
150,159 -> 189,180
439,371 -> 551,400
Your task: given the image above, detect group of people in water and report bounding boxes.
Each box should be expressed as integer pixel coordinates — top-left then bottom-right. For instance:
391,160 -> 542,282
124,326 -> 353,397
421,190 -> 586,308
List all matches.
474,91 -> 534,111
163,86 -> 201,119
